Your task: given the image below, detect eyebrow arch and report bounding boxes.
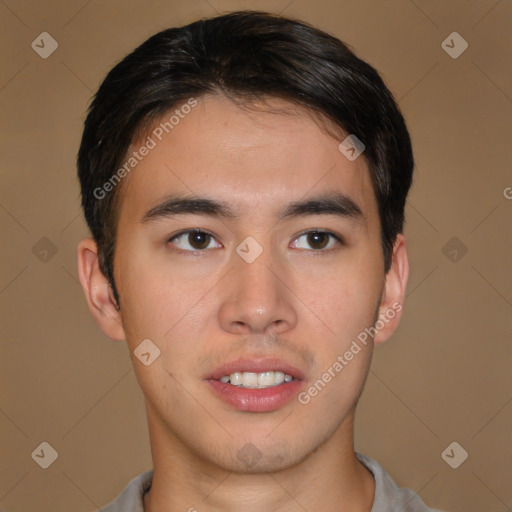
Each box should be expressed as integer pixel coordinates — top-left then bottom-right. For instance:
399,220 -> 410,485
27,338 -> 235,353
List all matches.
141,192 -> 365,225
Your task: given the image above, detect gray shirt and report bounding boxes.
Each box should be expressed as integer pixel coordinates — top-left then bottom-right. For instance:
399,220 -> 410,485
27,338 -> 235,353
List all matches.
100,452 -> 444,511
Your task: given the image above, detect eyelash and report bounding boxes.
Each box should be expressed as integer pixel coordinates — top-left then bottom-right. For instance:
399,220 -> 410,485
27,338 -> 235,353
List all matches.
166,229 -> 344,255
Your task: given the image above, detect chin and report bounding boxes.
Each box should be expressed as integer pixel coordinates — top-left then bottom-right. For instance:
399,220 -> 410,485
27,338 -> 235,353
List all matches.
208,437 -> 313,475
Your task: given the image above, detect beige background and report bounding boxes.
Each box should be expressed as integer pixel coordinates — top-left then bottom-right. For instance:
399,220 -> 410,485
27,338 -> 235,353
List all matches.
1,0 -> 511,511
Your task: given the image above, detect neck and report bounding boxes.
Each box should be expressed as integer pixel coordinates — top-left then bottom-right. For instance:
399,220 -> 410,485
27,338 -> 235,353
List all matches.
143,406 -> 375,512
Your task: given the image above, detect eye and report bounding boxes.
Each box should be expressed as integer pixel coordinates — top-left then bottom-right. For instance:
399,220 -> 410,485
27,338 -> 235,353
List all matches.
167,229 -> 221,252
291,230 -> 343,252
167,229 -> 343,254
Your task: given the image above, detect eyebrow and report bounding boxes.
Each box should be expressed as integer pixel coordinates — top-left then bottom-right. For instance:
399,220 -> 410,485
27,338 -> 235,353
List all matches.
141,192 -> 365,226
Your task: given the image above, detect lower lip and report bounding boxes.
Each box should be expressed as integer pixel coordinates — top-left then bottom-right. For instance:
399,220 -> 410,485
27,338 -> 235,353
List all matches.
207,379 -> 303,412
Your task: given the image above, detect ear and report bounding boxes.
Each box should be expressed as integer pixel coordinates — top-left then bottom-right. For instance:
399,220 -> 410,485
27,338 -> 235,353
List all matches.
373,233 -> 409,345
77,238 -> 126,341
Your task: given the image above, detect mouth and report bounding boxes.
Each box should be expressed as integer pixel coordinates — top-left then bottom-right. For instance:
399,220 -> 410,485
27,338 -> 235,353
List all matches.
206,358 -> 305,412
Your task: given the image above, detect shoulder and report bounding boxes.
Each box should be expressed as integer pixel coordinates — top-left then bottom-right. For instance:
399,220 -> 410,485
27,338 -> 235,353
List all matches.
100,469 -> 153,512
355,452 -> 446,512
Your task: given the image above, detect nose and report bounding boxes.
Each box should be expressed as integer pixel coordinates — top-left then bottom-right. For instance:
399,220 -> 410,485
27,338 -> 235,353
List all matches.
217,245 -> 298,336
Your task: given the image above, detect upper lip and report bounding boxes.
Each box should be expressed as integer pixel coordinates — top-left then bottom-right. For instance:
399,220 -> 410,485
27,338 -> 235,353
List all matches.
206,358 -> 306,381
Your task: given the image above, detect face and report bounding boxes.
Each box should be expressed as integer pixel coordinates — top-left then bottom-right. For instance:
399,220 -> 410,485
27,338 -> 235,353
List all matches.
80,94 -> 408,474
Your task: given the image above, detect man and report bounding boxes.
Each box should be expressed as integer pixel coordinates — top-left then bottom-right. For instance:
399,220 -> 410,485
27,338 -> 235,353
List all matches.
77,10 -> 444,512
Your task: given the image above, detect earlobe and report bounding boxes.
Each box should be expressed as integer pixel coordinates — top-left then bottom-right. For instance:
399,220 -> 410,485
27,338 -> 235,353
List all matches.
373,234 -> 409,345
77,238 -> 126,341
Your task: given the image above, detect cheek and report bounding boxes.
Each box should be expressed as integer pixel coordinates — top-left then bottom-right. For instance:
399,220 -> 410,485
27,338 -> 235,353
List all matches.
116,249 -> 217,375
304,263 -> 382,342
116,258 -> 171,351
298,262 -> 381,403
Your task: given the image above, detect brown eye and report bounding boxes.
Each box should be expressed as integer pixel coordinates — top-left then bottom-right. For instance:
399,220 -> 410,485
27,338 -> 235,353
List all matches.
291,230 -> 342,252
187,231 -> 211,250
306,232 -> 330,250
168,230 -> 220,252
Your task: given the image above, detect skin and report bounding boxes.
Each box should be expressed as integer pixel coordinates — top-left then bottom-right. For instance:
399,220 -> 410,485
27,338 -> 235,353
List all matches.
78,94 -> 409,512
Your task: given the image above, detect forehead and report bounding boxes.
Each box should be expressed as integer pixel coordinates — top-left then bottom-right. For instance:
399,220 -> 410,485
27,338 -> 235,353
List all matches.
117,94 -> 377,226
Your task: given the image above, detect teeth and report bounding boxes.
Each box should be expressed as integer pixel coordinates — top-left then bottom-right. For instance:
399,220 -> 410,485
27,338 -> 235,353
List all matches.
230,372 -> 243,386
219,371 -> 294,388
274,371 -> 285,384
258,371 -> 274,386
